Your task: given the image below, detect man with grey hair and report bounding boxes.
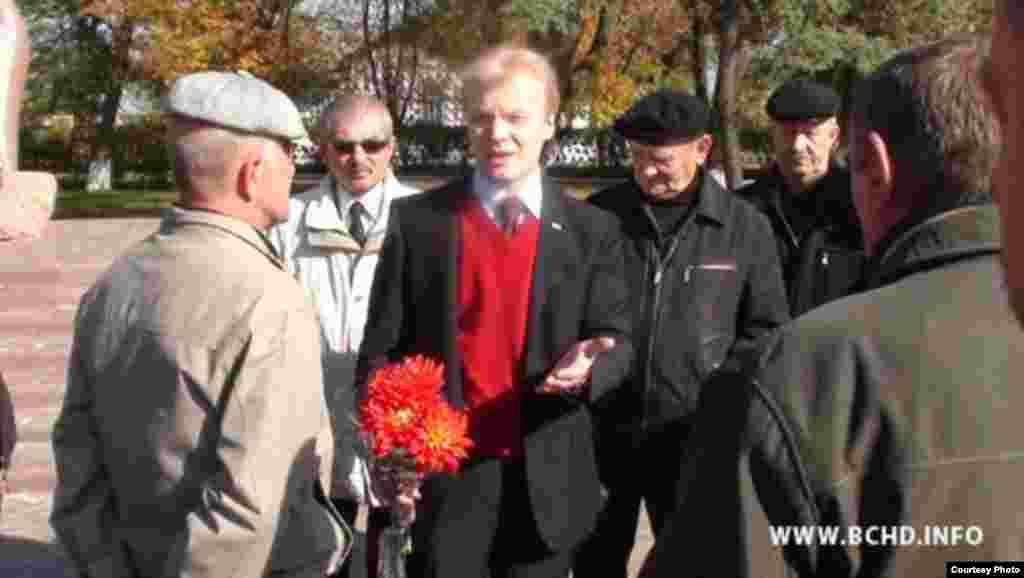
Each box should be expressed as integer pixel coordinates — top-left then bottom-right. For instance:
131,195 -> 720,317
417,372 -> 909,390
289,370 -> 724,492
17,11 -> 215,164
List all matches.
643,33 -> 1024,577
52,71 -> 350,578
270,94 -> 418,577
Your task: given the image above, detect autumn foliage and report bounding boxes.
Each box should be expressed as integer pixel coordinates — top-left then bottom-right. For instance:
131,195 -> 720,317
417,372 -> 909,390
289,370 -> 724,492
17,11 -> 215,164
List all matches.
77,0 -> 336,93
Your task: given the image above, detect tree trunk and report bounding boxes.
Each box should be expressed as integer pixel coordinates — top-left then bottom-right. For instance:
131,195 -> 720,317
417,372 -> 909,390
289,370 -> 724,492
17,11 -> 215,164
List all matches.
86,85 -> 121,193
715,0 -> 743,189
688,4 -> 709,104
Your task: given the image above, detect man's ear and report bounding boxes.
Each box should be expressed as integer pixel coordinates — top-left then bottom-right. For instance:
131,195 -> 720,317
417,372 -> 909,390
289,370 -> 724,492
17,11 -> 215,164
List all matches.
237,153 -> 263,202
542,113 -> 556,140
697,134 -> 714,163
863,129 -> 895,207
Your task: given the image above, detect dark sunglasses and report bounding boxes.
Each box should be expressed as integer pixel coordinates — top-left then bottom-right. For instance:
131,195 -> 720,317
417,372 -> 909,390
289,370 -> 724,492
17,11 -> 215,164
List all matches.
331,138 -> 391,155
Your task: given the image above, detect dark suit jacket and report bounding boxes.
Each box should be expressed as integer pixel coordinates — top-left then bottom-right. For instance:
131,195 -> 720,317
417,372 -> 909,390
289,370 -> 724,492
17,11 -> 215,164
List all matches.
355,176 -> 634,551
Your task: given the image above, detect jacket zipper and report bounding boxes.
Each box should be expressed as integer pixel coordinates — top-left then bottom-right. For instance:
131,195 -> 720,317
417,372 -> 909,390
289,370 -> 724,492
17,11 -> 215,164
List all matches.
640,233 -> 682,432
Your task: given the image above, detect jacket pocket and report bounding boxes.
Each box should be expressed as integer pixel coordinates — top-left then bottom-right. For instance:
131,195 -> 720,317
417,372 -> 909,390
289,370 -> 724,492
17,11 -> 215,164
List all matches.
688,259 -> 743,329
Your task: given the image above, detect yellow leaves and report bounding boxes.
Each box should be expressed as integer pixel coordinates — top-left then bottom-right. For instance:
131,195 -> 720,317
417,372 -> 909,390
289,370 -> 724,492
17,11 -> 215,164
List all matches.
76,0 -> 334,93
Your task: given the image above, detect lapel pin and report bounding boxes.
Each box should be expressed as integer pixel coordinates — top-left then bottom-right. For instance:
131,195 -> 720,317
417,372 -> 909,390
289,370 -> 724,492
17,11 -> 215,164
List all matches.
552,222 -> 564,231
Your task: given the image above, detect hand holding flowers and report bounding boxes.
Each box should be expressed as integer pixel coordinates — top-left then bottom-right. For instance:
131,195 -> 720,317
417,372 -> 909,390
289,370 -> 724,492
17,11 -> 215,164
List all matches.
358,355 -> 473,577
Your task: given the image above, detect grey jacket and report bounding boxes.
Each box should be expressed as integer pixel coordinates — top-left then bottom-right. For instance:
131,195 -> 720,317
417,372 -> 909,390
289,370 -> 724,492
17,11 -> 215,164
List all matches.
648,204 -> 1024,577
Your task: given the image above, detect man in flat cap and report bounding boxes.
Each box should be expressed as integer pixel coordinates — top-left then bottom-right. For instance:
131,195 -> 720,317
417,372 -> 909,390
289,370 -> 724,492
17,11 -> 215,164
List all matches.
737,78 -> 865,316
572,88 -> 788,578
51,70 -> 351,578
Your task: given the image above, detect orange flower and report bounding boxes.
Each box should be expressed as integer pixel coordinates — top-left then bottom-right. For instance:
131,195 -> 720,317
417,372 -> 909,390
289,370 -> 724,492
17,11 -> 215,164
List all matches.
359,355 -> 473,475
412,403 -> 473,474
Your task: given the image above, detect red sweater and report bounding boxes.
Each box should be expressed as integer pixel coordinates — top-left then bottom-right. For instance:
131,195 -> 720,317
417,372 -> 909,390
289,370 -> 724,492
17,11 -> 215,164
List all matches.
457,197 -> 540,458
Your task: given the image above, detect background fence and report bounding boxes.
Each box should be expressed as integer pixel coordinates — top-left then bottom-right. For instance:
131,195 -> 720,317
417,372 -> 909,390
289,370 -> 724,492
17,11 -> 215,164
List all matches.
19,122 -> 774,190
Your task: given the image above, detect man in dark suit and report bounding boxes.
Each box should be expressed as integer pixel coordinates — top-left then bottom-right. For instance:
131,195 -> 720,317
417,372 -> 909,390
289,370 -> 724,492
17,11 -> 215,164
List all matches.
355,45 -> 633,578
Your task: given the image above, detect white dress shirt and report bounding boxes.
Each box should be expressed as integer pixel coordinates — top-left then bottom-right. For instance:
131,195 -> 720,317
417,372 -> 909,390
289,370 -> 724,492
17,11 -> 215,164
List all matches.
472,170 -> 545,224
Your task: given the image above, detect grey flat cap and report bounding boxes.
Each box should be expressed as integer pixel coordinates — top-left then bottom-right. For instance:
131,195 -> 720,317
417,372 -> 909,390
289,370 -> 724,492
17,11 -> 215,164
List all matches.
163,71 -> 308,141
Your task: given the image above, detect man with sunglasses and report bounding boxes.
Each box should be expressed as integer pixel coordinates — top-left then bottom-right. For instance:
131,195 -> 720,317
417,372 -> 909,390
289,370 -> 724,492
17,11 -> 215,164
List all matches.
270,94 -> 418,578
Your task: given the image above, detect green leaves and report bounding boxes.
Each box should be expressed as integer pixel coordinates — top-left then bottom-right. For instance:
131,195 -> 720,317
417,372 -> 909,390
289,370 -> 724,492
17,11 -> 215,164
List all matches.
505,0 -> 578,34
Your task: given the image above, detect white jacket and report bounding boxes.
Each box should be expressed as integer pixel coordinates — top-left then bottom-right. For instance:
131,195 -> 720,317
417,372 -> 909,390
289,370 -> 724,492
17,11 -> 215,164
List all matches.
270,172 -> 420,501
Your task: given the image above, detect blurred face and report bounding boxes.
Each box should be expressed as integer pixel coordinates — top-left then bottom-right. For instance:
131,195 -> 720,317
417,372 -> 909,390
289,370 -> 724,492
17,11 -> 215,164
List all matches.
986,4 -> 1024,324
256,137 -> 296,227
322,108 -> 394,196
466,71 -> 555,188
772,117 -> 840,193
629,136 -> 712,201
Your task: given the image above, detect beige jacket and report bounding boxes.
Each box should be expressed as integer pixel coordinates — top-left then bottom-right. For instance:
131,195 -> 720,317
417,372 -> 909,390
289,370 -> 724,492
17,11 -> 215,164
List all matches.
51,208 -> 349,578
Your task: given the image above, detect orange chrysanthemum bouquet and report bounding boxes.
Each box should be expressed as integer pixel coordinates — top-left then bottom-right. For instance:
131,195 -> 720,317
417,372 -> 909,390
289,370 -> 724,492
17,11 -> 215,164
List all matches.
358,355 -> 473,577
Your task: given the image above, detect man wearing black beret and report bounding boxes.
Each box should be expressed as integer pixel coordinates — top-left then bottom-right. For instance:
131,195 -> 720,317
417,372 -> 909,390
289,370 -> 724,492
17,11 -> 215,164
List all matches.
572,88 -> 789,578
737,78 -> 865,316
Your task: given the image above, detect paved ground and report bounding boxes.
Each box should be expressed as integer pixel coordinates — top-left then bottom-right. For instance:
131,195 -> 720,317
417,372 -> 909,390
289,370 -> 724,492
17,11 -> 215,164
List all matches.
0,216 -> 653,577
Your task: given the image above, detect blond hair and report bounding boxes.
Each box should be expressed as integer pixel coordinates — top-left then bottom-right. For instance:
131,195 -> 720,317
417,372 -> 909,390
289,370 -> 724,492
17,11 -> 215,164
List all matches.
461,45 -> 561,118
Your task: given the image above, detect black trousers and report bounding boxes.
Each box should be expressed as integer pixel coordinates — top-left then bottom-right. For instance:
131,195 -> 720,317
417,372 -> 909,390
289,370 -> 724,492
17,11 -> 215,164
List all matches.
330,498 -> 391,578
572,421 -> 691,578
406,457 -> 572,578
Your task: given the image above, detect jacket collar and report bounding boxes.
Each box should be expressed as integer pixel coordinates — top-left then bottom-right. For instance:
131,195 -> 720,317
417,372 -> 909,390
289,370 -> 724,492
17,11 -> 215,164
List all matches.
627,168 -> 728,236
471,170 -> 545,221
445,173 -> 567,227
163,206 -> 284,268
867,204 -> 1002,289
304,172 -> 399,232
766,163 -> 851,214
693,167 -> 730,227
301,173 -> 403,254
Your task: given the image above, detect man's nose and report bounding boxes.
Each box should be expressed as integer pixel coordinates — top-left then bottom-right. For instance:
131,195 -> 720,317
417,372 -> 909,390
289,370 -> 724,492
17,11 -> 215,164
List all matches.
489,118 -> 511,140
793,132 -> 813,150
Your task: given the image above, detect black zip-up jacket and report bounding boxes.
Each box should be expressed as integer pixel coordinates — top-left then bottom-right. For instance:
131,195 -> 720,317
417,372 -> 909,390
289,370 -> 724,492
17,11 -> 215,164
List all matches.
588,170 -> 789,434
736,163 -> 865,316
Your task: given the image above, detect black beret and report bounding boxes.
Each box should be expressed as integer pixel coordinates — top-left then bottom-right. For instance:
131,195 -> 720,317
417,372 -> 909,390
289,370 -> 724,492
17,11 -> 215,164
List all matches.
613,89 -> 710,145
766,78 -> 840,122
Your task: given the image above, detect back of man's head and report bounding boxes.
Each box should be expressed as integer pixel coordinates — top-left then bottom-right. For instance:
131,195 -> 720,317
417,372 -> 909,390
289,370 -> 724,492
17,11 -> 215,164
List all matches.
851,35 -> 998,214
163,71 -> 305,227
168,117 -> 249,198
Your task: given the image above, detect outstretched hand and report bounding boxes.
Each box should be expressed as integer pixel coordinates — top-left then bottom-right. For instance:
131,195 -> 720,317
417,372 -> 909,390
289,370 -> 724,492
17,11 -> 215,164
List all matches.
538,336 -> 616,395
